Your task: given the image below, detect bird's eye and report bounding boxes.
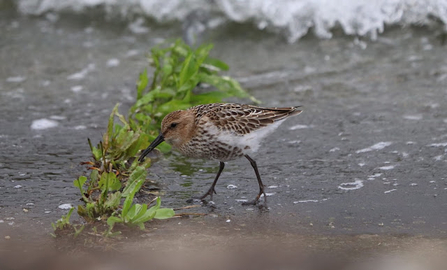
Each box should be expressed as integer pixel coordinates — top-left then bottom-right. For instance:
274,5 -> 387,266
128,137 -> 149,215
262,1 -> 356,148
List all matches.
170,122 -> 178,128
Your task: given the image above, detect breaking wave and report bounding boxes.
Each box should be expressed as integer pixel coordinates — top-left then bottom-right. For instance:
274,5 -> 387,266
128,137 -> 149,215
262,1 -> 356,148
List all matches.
15,0 -> 447,42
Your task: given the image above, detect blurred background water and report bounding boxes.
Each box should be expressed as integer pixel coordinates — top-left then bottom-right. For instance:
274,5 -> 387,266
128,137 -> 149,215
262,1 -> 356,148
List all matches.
10,0 -> 447,43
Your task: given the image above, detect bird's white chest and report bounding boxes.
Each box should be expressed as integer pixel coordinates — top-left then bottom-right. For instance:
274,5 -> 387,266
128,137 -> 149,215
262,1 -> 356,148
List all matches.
210,120 -> 285,154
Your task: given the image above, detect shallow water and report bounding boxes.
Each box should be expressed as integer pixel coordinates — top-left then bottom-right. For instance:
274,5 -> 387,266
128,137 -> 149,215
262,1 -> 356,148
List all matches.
0,7 -> 447,241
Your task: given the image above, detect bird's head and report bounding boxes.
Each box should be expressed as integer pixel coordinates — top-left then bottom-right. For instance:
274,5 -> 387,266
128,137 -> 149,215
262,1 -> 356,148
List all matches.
138,110 -> 195,162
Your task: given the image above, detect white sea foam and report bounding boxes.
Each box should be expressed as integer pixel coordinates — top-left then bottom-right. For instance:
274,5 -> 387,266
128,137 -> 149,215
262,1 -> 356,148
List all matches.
6,76 -> 26,83
368,173 -> 382,180
384,189 -> 397,194
49,115 -> 66,120
429,142 -> 447,147
379,165 -> 395,170
403,115 -> 423,120
31,118 -> 59,130
16,0 -> 447,43
74,125 -> 87,130
356,142 -> 392,153
338,179 -> 364,191
67,63 -> 95,80
289,124 -> 309,130
71,85 -> 83,92
293,199 -> 319,203
125,49 -> 140,57
58,203 -> 73,210
106,58 -> 120,67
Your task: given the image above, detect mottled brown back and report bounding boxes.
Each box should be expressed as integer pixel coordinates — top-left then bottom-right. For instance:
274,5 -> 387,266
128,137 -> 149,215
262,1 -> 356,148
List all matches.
191,103 -> 302,135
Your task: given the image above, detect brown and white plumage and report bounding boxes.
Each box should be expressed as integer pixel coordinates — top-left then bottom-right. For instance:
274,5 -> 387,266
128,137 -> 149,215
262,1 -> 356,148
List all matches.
139,103 -> 302,204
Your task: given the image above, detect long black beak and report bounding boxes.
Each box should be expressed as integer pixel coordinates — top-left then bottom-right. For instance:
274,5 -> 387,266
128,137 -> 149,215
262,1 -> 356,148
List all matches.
138,134 -> 165,162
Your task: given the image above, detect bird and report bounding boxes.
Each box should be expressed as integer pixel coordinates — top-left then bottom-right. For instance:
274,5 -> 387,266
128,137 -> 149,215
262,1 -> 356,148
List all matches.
138,103 -> 302,205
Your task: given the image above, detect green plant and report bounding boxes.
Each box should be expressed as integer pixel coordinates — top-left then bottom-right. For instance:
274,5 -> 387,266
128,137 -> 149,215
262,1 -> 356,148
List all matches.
107,197 -> 174,231
51,207 -> 84,238
56,39 -> 256,236
52,207 -> 74,231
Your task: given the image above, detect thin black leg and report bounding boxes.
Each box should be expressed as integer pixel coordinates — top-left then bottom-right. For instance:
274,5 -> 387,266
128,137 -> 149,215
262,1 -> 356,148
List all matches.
200,161 -> 225,201
243,155 -> 267,205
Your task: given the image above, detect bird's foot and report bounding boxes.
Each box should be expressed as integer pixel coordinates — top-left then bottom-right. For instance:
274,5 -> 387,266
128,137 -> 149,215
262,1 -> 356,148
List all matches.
241,190 -> 267,206
199,186 -> 217,201
186,187 -> 217,204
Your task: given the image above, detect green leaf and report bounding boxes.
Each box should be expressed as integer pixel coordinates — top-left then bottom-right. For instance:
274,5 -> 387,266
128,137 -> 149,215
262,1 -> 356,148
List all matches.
99,172 -> 121,192
178,53 -> 198,88
91,145 -> 102,161
107,216 -> 122,228
195,43 -> 213,66
128,203 -> 148,222
125,204 -> 137,222
190,91 -> 231,105
137,222 -> 145,230
126,132 -> 148,157
157,99 -> 192,115
115,127 -> 130,148
122,166 -> 146,197
146,197 -> 162,217
137,69 -> 148,99
132,207 -> 157,225
154,208 -> 175,219
134,90 -> 157,108
77,205 -> 87,217
122,195 -> 133,219
107,105 -> 119,145
203,57 -> 229,71
121,168 -> 146,217
73,176 -> 87,190
90,170 -> 99,186
104,191 -> 121,210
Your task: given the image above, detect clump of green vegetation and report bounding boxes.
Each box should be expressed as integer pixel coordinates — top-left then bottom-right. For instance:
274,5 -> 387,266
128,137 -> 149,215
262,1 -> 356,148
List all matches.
54,39 -> 256,237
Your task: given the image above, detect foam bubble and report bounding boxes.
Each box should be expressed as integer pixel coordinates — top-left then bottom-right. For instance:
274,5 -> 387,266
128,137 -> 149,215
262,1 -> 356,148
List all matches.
58,203 -> 73,210
338,179 -> 364,191
67,63 -> 95,80
71,85 -> 83,92
6,76 -> 26,83
403,115 -> 423,120
379,165 -> 395,170
429,142 -> 447,147
106,58 -> 120,67
293,199 -> 319,203
356,142 -> 392,153
289,124 -> 310,130
31,118 -> 59,130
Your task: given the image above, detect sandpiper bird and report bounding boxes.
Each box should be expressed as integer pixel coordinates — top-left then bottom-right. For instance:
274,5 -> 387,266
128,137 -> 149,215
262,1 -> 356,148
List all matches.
138,103 -> 302,205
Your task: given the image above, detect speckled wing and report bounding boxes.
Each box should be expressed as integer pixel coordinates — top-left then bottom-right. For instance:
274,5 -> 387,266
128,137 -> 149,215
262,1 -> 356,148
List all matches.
192,103 -> 302,135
